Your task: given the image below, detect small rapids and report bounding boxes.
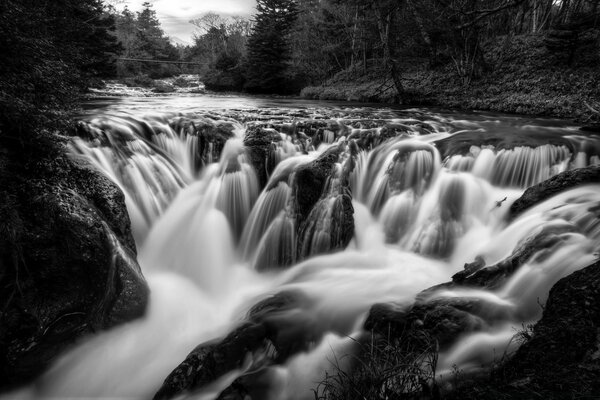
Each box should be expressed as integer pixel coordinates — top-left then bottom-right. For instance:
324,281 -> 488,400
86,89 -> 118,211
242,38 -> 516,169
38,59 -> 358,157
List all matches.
9,99 -> 600,400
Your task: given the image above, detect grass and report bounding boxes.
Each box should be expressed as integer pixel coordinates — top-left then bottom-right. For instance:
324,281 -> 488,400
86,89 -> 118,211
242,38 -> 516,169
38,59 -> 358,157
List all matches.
313,329 -> 439,400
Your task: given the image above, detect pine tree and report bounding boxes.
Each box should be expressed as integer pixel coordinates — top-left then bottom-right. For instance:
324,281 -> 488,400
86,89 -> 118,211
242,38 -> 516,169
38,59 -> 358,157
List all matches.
244,0 -> 299,94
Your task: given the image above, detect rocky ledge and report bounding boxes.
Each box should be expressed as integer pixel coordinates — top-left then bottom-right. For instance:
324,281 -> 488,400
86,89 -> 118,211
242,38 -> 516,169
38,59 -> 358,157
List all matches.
0,153 -> 149,390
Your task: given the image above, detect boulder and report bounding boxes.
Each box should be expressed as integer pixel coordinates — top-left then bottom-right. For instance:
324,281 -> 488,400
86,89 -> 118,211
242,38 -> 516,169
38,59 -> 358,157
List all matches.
292,143 -> 355,260
292,144 -> 342,227
243,127 -> 282,189
154,291 -> 315,400
434,130 -> 573,159
0,155 -> 149,390
365,296 -> 509,350
447,260 -> 600,399
451,222 -> 577,289
509,165 -> 600,220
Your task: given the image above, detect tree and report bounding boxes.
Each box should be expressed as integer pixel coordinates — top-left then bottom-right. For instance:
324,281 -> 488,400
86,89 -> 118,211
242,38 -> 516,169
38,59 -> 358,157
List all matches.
0,0 -> 121,153
244,0 -> 299,93
111,2 -> 180,78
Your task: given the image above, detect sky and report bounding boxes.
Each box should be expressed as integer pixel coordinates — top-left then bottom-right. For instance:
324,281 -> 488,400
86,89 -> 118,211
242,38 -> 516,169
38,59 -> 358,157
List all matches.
116,0 -> 257,44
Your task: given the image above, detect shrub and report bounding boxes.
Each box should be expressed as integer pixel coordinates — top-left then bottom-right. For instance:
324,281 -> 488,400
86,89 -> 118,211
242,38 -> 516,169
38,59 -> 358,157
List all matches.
314,330 -> 439,400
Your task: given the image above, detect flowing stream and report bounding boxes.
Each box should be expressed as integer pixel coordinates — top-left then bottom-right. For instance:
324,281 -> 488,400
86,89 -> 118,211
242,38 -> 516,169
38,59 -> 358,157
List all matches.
8,94 -> 600,399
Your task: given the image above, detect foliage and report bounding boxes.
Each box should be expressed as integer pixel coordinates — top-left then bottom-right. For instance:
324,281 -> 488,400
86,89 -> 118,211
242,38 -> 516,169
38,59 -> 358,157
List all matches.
314,331 -> 439,400
244,0 -> 300,94
112,2 -> 180,78
286,0 -> 600,96
0,0 -> 120,155
302,33 -> 600,122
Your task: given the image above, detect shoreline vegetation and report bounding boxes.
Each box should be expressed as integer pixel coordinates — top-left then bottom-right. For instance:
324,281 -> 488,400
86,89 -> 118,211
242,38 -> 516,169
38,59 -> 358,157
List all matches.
101,0 -> 600,123
299,34 -> 600,124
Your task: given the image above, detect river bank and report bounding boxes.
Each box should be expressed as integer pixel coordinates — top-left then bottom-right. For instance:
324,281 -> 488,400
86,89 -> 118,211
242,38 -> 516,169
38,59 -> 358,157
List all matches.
301,34 -> 600,124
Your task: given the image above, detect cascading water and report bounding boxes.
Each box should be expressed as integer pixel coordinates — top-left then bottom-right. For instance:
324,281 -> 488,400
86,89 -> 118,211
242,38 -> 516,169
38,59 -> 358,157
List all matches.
7,97 -> 600,400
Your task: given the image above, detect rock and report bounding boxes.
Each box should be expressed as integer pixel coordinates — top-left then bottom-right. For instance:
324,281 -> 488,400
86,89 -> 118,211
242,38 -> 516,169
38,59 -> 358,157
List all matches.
154,290 -> 316,400
169,118 -> 235,168
243,127 -> 282,189
363,215 -> 577,357
153,322 -> 269,400
497,259 -> 600,391
297,191 -> 354,260
292,144 -> 342,227
509,165 -> 600,220
447,260 -> 600,399
365,296 -> 509,349
580,124 -> 600,133
292,143 -> 355,260
0,155 -> 149,390
151,83 -> 176,93
434,130 -> 573,159
451,222 -> 577,289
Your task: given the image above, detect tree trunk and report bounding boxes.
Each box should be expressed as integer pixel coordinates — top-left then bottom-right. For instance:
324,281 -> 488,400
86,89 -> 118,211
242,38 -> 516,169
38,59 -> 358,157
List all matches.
373,2 -> 403,100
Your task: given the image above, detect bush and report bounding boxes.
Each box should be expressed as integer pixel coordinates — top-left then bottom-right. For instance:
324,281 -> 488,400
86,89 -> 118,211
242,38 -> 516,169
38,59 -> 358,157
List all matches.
314,330 -> 439,400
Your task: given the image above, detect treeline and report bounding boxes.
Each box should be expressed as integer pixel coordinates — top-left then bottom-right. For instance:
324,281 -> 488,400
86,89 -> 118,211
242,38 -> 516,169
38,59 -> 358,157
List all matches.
0,0 -> 121,154
112,2 -> 181,80
157,0 -> 599,96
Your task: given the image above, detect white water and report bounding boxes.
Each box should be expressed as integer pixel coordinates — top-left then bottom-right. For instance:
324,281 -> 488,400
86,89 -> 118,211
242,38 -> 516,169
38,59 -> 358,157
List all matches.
8,98 -> 600,399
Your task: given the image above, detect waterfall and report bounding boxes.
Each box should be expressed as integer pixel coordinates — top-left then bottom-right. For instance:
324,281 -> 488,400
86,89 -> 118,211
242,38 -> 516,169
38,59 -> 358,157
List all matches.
10,101 -> 599,400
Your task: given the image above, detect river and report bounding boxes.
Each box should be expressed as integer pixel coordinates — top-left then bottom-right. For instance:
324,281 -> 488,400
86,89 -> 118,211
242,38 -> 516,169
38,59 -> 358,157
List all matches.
7,93 -> 600,399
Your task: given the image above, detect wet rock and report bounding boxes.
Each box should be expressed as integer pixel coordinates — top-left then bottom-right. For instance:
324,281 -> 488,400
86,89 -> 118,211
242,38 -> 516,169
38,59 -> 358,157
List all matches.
434,130 -> 573,158
0,156 -> 149,390
151,83 -> 176,93
292,144 -> 343,227
580,124 -> 600,133
509,165 -> 600,220
365,296 -> 509,349
154,291 -> 316,400
363,221 -> 575,355
297,191 -> 354,260
243,126 -> 282,189
452,222 -> 577,289
498,259 -> 600,393
153,322 -> 270,400
448,260 -> 600,399
292,143 -> 355,260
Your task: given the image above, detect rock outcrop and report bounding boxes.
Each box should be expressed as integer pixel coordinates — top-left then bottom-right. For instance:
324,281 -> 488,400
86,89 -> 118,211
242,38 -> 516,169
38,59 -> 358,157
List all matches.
0,155 -> 149,390
447,259 -> 600,399
509,164 -> 600,220
243,126 -> 282,189
153,291 -> 316,400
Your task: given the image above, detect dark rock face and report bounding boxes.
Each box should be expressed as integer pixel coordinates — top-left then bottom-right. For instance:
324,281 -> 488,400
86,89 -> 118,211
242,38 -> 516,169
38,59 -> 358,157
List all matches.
433,130 -> 574,159
292,144 -> 345,226
509,165 -> 600,220
448,260 -> 600,399
292,144 -> 354,261
451,222 -> 576,290
154,291 -> 316,400
0,156 -> 149,390
364,295 -> 509,350
243,126 -> 282,189
495,259 -> 600,396
169,117 -> 236,169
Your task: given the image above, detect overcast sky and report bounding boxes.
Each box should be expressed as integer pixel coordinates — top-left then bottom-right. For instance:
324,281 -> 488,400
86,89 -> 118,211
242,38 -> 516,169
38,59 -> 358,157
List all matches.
117,0 -> 256,44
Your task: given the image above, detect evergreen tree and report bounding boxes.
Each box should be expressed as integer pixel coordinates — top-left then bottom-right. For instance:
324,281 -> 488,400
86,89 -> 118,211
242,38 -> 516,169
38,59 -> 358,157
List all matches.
244,0 -> 299,94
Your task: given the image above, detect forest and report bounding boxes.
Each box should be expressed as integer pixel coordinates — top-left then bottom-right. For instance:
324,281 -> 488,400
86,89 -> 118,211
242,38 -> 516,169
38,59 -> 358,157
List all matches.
103,0 -> 600,119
